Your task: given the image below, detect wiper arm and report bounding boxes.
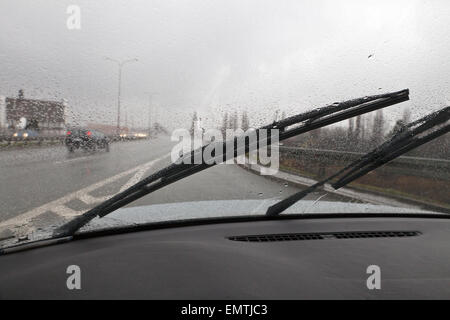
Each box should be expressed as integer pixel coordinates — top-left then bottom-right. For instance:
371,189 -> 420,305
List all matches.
266,106 -> 449,216
54,89 -> 409,237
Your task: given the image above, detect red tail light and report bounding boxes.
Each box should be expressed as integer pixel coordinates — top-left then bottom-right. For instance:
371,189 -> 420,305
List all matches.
66,131 -> 71,135
87,131 -> 92,136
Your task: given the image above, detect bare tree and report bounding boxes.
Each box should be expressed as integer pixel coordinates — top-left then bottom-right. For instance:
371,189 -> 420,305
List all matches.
227,112 -> 234,130
355,116 -> 362,138
241,111 -> 250,131
228,111 -> 239,130
221,112 -> 229,137
273,110 -> 279,122
371,109 -> 385,145
233,111 -> 239,130
189,111 -> 198,137
402,108 -> 411,124
353,115 -> 362,148
348,118 -> 354,140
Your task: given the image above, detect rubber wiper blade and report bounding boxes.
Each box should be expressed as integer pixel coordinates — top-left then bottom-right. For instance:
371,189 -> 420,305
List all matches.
266,106 -> 449,216
53,89 -> 409,237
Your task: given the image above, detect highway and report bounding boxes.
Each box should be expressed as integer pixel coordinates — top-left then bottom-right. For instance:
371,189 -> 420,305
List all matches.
0,136 -> 354,233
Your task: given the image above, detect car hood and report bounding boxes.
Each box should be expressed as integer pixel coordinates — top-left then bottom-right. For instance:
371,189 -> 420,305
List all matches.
80,199 -> 435,232
0,199 -> 436,251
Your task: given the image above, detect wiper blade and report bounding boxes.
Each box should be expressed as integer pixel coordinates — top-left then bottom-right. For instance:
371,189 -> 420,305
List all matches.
54,89 -> 409,237
266,106 -> 449,216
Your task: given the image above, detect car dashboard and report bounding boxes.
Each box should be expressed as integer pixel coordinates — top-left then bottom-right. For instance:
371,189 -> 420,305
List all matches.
0,215 -> 449,299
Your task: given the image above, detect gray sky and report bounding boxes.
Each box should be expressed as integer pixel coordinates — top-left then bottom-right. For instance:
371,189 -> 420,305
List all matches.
1,0 -> 449,130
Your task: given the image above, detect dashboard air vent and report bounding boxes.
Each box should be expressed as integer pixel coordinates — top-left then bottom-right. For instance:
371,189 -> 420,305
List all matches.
228,231 -> 421,242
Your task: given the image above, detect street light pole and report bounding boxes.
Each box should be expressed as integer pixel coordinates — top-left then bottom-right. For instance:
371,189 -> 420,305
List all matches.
117,64 -> 122,135
145,92 -> 158,137
147,93 -> 152,135
105,57 -> 138,135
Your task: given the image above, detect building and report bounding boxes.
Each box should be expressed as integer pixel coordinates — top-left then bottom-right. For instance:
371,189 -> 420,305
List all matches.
87,123 -> 128,136
0,90 -> 66,136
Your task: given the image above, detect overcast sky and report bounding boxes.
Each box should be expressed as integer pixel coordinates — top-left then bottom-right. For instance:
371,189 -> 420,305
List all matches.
0,0 -> 449,130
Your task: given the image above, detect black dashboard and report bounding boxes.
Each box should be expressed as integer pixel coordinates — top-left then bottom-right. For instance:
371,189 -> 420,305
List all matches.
1,215 -> 450,299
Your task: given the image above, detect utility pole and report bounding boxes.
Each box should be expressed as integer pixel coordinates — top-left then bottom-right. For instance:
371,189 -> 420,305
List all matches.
105,57 -> 138,135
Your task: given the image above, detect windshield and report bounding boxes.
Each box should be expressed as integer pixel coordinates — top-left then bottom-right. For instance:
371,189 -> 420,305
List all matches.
0,0 -> 449,243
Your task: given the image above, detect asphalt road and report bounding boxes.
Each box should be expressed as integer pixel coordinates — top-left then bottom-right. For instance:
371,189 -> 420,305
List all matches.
0,136 -> 353,232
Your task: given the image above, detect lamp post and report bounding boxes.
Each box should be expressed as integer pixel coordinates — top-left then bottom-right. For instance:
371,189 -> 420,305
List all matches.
105,57 -> 138,135
145,92 -> 158,137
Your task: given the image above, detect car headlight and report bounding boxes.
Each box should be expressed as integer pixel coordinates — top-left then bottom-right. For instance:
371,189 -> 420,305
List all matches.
13,132 -> 18,137
23,133 -> 28,138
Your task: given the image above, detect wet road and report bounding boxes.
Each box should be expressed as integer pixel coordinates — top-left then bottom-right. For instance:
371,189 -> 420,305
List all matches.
0,137 -> 351,230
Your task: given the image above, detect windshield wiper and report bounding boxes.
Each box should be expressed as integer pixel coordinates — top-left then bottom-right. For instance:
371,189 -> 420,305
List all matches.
266,106 -> 449,216
53,89 -> 409,237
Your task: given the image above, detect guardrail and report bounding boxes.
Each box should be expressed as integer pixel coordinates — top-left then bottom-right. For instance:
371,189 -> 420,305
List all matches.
0,136 -> 65,147
277,145 -> 449,211
279,146 -> 450,180
0,134 -> 149,148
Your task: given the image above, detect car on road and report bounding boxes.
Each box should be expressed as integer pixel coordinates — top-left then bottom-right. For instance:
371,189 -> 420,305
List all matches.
11,129 -> 39,139
65,128 -> 110,152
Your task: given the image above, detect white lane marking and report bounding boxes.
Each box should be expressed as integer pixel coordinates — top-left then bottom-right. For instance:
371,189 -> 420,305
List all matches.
78,193 -> 110,206
78,160 -> 158,205
0,153 -> 170,230
52,205 -> 80,218
54,156 -> 94,164
119,161 -> 157,192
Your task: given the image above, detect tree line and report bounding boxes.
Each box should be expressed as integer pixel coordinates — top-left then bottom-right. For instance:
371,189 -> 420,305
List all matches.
188,108 -> 449,159
284,108 -> 449,159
